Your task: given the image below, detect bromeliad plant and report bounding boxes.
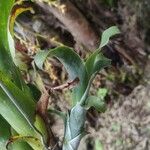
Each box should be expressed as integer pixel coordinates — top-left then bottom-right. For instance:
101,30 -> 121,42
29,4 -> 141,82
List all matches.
34,26 -> 120,150
35,52 -> 106,150
0,0 -> 120,150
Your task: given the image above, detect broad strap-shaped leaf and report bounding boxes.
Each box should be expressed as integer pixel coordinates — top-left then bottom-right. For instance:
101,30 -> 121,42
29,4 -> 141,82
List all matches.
7,135 -> 41,150
0,0 -> 16,65
0,115 -> 11,150
34,46 -> 86,82
85,51 -> 111,79
82,26 -> 120,105
10,142 -> 33,150
63,104 -> 86,150
99,26 -> 120,48
34,46 -> 88,103
0,116 -> 33,150
8,129 -> 33,150
85,26 -> 120,78
0,0 -> 16,75
0,0 -> 34,97
0,0 -> 14,52
0,1 -> 48,149
0,91 -> 45,150
0,72 -> 46,149
0,72 -> 35,135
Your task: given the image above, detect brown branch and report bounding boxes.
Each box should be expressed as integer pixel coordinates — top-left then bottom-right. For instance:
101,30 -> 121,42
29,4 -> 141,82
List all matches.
50,77 -> 79,90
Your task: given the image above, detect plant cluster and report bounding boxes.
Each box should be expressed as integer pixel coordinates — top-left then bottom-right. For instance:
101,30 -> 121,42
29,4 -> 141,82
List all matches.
0,0 -> 120,149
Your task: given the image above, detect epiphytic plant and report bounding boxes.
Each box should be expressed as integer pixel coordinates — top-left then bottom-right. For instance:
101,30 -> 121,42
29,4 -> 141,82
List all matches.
0,0 -> 120,149
34,26 -> 120,150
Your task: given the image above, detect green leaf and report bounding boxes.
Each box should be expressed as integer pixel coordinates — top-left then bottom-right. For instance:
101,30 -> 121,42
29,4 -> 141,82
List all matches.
0,72 -> 35,135
0,1 -> 47,149
0,0 -> 40,136
34,50 -> 49,70
85,51 -> 111,79
0,0 -> 34,97
85,26 -> 120,78
0,0 -> 16,75
0,116 -> 34,150
0,0 -> 16,68
0,115 -> 10,150
69,104 -> 86,139
34,27 -> 120,106
92,54 -> 111,75
35,46 -> 86,82
63,104 -> 86,150
34,46 -> 88,104
9,129 -> 33,150
0,0 -> 15,52
10,141 -> 33,150
85,96 -> 106,112
82,54 -> 110,106
7,135 -> 40,150
0,72 -> 46,150
99,26 -> 120,48
83,26 -> 120,105
27,84 -> 41,102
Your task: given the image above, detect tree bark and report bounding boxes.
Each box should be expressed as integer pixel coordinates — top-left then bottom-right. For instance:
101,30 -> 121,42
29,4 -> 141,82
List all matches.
35,0 -> 99,51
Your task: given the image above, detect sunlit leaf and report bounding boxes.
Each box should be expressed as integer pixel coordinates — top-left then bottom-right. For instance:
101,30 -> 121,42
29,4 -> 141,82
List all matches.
0,0 -> 15,52
0,72 -> 45,150
0,0 -> 33,97
0,1 -> 48,149
7,135 -> 40,150
0,73 -> 35,135
85,51 -> 111,79
9,129 -> 33,150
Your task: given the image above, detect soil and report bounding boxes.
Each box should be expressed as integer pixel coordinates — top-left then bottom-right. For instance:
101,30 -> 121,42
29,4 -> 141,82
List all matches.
79,85 -> 150,150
